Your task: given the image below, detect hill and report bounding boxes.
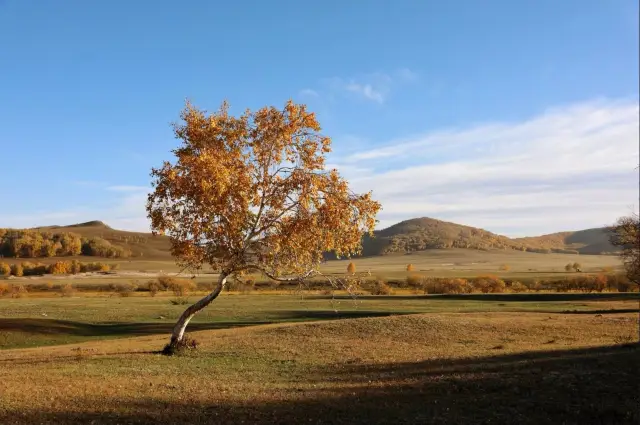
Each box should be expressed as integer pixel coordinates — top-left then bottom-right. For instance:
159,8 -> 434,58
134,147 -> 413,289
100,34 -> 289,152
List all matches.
33,221 -> 173,260
1,217 -> 617,260
359,217 -> 617,257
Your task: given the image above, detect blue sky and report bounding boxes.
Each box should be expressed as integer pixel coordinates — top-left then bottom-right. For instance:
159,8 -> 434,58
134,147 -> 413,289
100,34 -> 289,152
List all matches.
0,0 -> 638,236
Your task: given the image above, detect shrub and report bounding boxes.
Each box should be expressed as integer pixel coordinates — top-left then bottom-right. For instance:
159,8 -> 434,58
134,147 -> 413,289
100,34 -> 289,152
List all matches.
109,263 -> 120,271
59,283 -> 76,297
347,262 -> 356,274
0,282 -> 10,296
0,262 -> 10,276
510,281 -> 528,293
406,264 -> 414,272
572,262 -> 582,272
10,263 -> 23,277
405,274 -> 423,289
369,279 -> 392,295
114,282 -> 138,297
472,275 -> 506,293
48,261 -> 71,275
147,279 -> 162,296
69,260 -> 82,274
10,283 -> 28,298
565,263 -> 573,272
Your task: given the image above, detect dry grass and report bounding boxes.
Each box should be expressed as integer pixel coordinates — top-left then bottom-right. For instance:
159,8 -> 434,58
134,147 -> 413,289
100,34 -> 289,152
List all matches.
0,311 -> 638,424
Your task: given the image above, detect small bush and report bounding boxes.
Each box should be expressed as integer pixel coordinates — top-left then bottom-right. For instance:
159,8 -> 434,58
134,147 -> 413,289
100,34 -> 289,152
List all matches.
48,261 -> 71,275
510,281 -> 528,293
0,262 -> 10,276
406,264 -> 414,272
10,263 -> 23,277
472,275 -> 506,293
59,283 -> 76,297
114,282 -> 137,297
10,283 -> 28,298
0,282 -> 10,296
147,280 -> 161,296
369,280 -> 392,295
405,274 -> 423,289
347,262 -> 356,274
69,260 -> 82,274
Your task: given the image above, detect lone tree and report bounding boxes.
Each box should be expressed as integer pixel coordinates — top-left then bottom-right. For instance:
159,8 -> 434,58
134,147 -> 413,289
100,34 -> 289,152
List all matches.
147,100 -> 381,353
609,213 -> 639,285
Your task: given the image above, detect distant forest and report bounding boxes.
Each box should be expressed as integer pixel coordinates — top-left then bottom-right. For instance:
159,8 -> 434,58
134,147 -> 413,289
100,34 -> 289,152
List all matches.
0,229 -> 131,259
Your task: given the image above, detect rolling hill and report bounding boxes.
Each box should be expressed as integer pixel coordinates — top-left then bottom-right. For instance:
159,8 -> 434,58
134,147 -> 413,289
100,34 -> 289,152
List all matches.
359,217 -> 617,257
1,217 -> 617,260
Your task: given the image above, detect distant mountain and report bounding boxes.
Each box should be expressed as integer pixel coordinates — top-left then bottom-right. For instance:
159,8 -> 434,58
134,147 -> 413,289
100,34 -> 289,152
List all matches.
2,217 -> 618,260
359,217 -> 617,257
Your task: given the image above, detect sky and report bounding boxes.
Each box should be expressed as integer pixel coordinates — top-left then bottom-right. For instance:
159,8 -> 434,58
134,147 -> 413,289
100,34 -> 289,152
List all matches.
0,0 -> 638,237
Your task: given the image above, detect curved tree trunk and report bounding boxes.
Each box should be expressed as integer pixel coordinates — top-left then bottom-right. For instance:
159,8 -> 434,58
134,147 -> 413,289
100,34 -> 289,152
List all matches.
167,272 -> 228,351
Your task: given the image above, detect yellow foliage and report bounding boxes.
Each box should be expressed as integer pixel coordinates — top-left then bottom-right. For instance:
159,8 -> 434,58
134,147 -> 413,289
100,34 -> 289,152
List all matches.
347,262 -> 356,274
0,262 -> 10,276
146,100 -> 381,279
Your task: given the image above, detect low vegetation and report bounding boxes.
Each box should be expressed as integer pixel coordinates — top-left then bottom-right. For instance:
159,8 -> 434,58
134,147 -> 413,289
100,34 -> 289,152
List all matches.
0,260 -> 117,277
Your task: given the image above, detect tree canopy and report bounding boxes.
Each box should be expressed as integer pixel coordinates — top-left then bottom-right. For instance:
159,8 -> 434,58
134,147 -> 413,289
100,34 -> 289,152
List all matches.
609,213 -> 639,284
146,100 -> 381,352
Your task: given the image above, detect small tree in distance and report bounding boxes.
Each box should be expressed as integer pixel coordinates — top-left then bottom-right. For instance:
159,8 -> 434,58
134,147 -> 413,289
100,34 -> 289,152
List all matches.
564,263 -> 573,272
609,213 -> 639,285
572,262 -> 582,272
147,99 -> 381,354
347,262 -> 356,274
406,264 -> 414,272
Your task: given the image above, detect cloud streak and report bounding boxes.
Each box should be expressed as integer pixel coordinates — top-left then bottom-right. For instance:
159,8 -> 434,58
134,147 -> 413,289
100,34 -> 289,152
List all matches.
307,68 -> 419,104
331,98 -> 640,236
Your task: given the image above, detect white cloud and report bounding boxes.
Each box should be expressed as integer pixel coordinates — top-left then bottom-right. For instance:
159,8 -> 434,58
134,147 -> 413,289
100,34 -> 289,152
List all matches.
331,98 -> 640,236
299,88 -> 319,97
308,68 -> 418,104
2,98 -> 637,237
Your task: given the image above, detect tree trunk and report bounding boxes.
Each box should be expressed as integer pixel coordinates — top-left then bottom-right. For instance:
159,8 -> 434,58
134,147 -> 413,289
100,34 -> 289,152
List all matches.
167,272 -> 228,350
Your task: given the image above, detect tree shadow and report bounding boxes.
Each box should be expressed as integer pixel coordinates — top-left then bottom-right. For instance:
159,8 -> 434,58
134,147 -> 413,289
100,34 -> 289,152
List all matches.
2,344 -> 637,424
312,293 -> 640,302
0,318 -> 272,338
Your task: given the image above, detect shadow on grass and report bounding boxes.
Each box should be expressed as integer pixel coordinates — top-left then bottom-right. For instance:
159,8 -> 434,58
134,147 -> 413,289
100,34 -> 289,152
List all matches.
0,311 -> 408,340
312,293 -> 640,302
1,344 -> 637,424
0,318 -> 271,338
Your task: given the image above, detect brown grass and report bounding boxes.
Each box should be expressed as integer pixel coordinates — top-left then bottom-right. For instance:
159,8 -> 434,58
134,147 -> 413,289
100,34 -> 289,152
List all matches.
0,311 -> 637,424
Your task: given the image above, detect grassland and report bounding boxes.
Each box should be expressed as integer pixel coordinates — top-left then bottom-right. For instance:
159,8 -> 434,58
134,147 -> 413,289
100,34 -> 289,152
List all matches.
0,306 -> 638,424
1,245 -> 637,424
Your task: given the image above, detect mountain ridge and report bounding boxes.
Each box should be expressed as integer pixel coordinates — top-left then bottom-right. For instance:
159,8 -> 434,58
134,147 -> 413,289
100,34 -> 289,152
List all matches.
1,217 -> 618,259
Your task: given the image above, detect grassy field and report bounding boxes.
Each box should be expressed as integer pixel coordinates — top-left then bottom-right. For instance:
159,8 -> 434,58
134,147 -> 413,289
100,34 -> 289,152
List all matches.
1,248 -> 637,424
0,305 -> 638,424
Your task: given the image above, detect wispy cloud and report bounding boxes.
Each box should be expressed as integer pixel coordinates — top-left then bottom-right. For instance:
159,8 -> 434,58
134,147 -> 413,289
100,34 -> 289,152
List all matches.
330,98 -> 640,236
299,88 -> 319,97
307,68 -> 419,104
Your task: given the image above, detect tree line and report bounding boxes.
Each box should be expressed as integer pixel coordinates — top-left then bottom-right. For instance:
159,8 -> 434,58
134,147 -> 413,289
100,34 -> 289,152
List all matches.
0,229 -> 131,259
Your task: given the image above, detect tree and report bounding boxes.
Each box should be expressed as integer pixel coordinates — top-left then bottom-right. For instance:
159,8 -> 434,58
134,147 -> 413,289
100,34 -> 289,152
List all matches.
564,263 -> 573,272
609,213 -> 639,284
146,100 -> 381,353
347,262 -> 356,274
572,262 -> 582,272
406,263 -> 414,272
0,262 -> 10,276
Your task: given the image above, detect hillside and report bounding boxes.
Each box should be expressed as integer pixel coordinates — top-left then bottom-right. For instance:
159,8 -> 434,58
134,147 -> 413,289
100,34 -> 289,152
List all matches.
359,217 -> 617,256
34,221 -> 173,260
1,217 -> 617,260
0,221 -> 172,260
